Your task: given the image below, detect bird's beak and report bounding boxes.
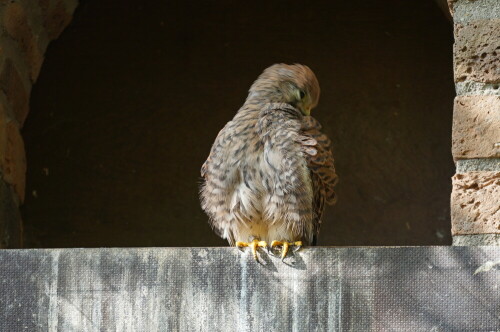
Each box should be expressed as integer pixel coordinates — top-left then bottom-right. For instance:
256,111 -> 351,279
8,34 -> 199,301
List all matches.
304,107 -> 311,116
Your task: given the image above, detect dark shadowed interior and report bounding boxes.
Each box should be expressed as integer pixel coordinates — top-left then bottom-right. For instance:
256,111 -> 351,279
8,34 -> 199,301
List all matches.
22,0 -> 455,247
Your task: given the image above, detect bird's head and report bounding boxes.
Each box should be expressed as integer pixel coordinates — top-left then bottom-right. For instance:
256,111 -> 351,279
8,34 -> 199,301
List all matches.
247,63 -> 320,116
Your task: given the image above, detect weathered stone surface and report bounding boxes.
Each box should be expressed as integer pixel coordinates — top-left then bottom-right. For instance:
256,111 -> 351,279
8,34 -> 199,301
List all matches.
454,20 -> 500,84
453,233 -> 500,245
2,121 -> 26,202
44,0 -> 74,40
3,2 -> 44,82
457,158 -> 500,172
433,0 -> 453,22
451,172 -> 500,235
0,247 -> 499,331
39,0 -> 51,16
0,177 -> 22,248
452,96 -> 500,159
0,103 -> 6,165
0,59 -> 30,125
21,0 -> 456,248
447,0 -> 457,15
453,0 -> 500,23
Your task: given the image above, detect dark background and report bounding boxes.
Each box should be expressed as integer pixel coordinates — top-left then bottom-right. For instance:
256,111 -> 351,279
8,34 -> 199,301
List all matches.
21,0 -> 455,248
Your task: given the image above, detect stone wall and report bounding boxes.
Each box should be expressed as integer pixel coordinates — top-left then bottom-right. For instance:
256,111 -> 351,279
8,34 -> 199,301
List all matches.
0,0 -> 77,248
450,0 -> 500,245
0,1 -> 496,247
21,0 -> 455,247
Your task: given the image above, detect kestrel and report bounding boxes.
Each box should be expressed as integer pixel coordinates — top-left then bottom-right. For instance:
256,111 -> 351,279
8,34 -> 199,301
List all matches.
200,64 -> 338,260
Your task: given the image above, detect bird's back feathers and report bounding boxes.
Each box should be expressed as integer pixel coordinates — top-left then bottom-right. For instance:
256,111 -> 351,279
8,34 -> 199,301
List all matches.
200,102 -> 337,245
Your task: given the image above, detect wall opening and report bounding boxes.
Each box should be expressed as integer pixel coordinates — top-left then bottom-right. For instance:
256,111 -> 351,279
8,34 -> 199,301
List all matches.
21,0 -> 455,247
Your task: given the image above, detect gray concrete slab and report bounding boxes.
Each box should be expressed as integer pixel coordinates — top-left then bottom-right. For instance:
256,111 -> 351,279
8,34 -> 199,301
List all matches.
0,247 -> 499,331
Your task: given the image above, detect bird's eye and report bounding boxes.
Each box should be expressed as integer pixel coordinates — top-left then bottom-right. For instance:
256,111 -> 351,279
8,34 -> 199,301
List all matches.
299,90 -> 306,99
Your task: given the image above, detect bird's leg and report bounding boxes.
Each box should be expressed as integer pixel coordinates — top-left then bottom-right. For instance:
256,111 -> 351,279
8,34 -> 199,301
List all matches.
270,240 -> 303,260
236,238 -> 268,261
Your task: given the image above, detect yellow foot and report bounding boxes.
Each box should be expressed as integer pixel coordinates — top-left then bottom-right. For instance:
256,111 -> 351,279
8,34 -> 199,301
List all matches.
270,240 -> 303,260
236,239 -> 268,261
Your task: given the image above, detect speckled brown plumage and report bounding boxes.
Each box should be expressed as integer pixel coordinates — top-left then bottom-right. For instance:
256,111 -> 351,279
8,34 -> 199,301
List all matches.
200,64 -> 337,247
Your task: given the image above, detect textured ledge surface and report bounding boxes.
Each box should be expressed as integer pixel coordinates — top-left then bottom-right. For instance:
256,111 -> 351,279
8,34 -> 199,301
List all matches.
0,247 -> 499,331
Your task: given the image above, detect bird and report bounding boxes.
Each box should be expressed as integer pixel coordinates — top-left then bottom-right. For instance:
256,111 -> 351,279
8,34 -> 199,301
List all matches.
200,63 -> 338,261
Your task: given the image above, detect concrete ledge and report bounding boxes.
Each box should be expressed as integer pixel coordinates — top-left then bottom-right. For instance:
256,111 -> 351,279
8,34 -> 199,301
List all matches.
0,247 -> 499,331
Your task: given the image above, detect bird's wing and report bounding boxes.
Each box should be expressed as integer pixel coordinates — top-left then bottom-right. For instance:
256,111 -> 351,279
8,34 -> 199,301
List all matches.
300,116 -> 338,238
257,103 -> 318,242
257,103 -> 310,197
201,125 -> 229,178
200,121 -> 237,242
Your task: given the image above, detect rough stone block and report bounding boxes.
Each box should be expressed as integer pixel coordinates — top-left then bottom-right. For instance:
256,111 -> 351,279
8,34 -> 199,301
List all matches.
3,2 -> 44,82
451,171 -> 500,235
452,95 -> 500,159
0,178 -> 22,248
447,0 -> 456,15
39,0 -> 50,16
0,104 -> 6,166
433,0 -> 453,22
454,20 -> 500,84
1,121 -> 26,202
44,0 -> 74,40
0,105 -> 21,248
0,59 -> 30,126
